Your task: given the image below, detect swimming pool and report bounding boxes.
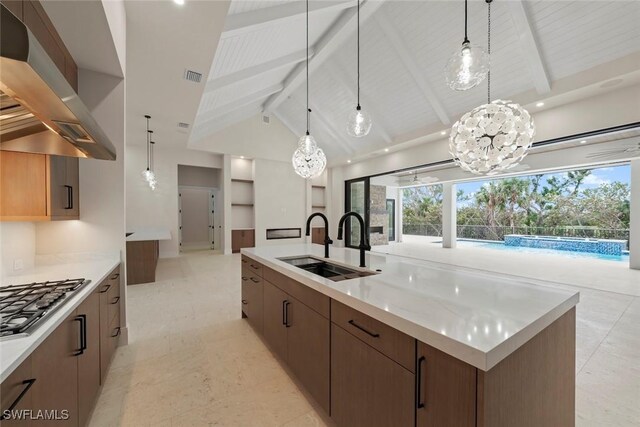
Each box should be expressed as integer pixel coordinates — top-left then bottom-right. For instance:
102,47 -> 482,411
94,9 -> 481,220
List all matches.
451,239 -> 630,262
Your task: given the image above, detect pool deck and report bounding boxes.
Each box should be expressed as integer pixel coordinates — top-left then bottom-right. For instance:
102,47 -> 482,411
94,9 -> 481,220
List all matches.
372,235 -> 640,297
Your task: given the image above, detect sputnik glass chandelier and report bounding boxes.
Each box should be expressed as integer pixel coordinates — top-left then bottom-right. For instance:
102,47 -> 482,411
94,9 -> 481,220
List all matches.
142,115 -> 157,190
444,0 -> 489,91
292,0 -> 326,179
346,0 -> 372,137
449,0 -> 535,175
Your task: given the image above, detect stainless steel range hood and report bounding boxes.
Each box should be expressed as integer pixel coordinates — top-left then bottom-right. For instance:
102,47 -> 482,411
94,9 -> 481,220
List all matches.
0,4 -> 116,160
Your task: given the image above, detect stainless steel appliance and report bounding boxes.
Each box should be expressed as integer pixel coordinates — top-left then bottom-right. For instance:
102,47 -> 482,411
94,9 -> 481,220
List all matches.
0,278 -> 89,339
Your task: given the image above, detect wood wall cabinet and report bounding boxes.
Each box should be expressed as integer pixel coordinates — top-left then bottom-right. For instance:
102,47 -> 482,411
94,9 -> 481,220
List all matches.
0,0 -> 79,91
231,229 -> 255,253
0,356 -> 34,426
0,152 -> 79,221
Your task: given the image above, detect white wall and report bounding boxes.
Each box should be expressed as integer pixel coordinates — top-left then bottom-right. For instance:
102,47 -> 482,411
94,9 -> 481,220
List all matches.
126,145 -> 223,257
254,158 -> 307,247
1,223 -> 36,277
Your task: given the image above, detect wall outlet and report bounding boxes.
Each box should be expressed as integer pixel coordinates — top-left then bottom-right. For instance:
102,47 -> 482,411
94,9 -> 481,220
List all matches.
13,259 -> 24,271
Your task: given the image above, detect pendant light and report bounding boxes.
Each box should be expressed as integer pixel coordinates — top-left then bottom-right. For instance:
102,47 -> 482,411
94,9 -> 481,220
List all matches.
444,0 -> 489,91
346,0 -> 372,137
449,0 -> 535,175
292,0 -> 327,179
141,115 -> 157,190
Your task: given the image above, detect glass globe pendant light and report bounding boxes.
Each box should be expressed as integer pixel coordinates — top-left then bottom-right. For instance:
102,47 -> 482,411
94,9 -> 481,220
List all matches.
292,0 -> 327,179
141,115 -> 157,190
449,0 -> 535,175
445,0 -> 489,91
346,0 -> 372,137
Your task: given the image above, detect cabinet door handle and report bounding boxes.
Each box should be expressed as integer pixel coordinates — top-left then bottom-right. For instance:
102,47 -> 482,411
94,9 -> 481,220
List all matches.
74,315 -> 86,356
99,284 -> 111,294
250,264 -> 259,269
241,276 -> 248,281
241,299 -> 248,305
416,356 -> 426,409
111,296 -> 120,305
110,273 -> 120,280
0,378 -> 36,420
284,301 -> 291,327
348,319 -> 380,338
250,277 -> 260,283
242,259 -> 247,264
64,185 -> 73,209
111,327 -> 121,338
282,300 -> 288,326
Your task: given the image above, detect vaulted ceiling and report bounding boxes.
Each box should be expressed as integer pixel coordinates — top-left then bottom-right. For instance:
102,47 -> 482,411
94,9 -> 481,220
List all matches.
189,0 -> 640,164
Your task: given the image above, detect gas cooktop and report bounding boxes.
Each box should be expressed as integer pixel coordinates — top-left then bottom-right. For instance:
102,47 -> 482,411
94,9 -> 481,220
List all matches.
0,278 -> 89,339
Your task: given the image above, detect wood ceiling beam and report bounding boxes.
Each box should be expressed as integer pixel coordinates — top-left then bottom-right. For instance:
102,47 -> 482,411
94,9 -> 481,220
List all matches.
263,0 -> 386,113
223,1 -> 354,38
205,48 -> 314,92
507,1 -> 551,94
374,14 -> 451,125
324,61 -> 393,144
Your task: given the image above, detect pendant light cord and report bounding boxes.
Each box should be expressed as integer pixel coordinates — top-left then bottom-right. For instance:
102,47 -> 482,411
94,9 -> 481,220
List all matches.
463,0 -> 469,44
357,0 -> 361,108
306,0 -> 310,135
487,0 -> 492,104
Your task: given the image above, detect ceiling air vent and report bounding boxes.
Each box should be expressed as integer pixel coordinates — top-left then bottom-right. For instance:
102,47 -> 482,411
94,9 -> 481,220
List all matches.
183,69 -> 203,83
177,122 -> 190,129
261,114 -> 270,125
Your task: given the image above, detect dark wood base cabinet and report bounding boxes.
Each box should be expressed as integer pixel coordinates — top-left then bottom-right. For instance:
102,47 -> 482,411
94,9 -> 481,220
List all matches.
126,240 -> 159,285
232,229 -> 255,253
240,256 -> 576,427
0,264 -> 122,427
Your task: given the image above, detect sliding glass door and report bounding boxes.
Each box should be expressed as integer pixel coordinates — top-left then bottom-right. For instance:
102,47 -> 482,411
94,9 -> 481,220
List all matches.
345,178 -> 370,248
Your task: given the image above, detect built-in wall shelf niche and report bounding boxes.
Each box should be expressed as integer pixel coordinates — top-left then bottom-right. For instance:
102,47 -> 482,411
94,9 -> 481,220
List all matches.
311,182 -> 326,212
231,158 -> 255,251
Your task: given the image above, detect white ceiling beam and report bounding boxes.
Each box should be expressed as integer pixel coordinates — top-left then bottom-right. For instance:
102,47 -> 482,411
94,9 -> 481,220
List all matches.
263,0 -> 386,113
374,14 -> 451,125
199,84 -> 283,124
192,105 -> 263,141
223,1 -> 354,38
324,61 -> 393,144
206,48 -> 314,92
507,1 -> 551,94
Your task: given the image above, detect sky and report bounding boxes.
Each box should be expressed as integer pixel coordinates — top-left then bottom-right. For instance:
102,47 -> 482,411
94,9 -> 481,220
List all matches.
456,164 -> 631,206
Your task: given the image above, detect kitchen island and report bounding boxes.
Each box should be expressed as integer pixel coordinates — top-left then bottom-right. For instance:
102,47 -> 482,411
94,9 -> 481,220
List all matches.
126,226 -> 171,285
241,244 -> 579,427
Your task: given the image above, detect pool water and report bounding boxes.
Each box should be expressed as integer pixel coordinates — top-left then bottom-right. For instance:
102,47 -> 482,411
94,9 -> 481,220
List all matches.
452,239 -> 630,262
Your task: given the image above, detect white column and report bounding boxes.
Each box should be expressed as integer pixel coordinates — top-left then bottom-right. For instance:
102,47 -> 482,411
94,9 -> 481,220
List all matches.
630,159 -> 640,270
442,183 -> 457,249
397,187 -> 404,243
222,154 -> 232,255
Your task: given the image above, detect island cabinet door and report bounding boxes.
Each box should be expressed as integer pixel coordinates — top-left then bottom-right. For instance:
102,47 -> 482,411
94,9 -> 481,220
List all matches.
1,356 -> 34,427
241,272 -> 264,333
286,297 -> 330,413
416,341 -> 477,427
331,324 -> 415,427
262,280 -> 289,361
77,290 -> 101,427
30,309 -> 80,427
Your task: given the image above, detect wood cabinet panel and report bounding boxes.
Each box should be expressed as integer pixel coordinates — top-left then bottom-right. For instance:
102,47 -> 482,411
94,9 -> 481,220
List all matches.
99,266 -> 120,383
263,266 -> 330,319
287,297 -> 330,413
1,0 -> 23,19
77,290 -> 101,427
30,309 -> 79,427
126,240 -> 158,285
331,323 -> 414,427
331,300 -> 415,372
311,227 -> 325,245
240,267 -> 263,333
0,356 -> 33,427
242,255 -> 263,277
416,341 -> 476,427
232,229 -> 255,253
262,280 -> 288,361
0,151 -> 48,220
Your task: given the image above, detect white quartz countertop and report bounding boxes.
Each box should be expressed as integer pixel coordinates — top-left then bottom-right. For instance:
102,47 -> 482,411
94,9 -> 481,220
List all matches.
242,244 -> 579,371
126,227 -> 171,242
0,254 -> 120,382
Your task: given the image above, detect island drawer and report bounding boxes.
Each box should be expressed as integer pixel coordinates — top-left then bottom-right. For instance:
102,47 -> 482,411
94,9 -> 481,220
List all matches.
331,300 -> 416,372
263,266 -> 330,319
242,255 -> 263,277
241,264 -> 262,285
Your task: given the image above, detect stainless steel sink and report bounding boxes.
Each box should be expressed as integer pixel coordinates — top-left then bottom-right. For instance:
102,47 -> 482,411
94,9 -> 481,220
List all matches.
278,256 -> 376,282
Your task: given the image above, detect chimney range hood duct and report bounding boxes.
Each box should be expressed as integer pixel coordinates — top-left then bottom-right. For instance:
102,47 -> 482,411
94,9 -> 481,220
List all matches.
0,4 -> 116,160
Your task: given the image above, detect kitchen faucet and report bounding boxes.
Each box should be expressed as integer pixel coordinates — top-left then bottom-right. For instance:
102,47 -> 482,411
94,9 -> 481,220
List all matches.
337,212 -> 371,268
305,212 -> 333,258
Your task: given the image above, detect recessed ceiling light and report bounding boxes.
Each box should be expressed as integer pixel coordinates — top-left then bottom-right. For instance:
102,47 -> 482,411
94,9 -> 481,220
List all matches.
536,102 -> 544,107
174,0 -> 185,5
579,140 -> 587,144
384,148 -> 389,152
347,160 -> 352,163
440,131 -> 447,135
240,155 -> 245,159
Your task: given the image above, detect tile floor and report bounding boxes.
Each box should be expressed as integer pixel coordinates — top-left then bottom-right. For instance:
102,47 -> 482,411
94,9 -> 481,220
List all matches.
89,249 -> 640,427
